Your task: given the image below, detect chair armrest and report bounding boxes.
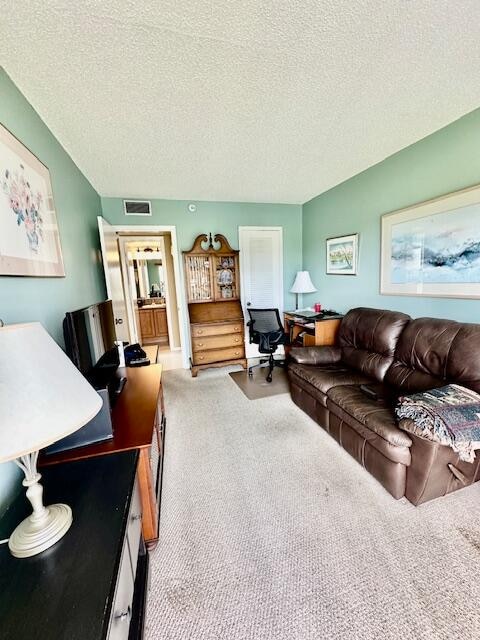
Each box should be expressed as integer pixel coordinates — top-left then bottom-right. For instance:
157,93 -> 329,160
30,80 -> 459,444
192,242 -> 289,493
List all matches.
289,346 -> 342,366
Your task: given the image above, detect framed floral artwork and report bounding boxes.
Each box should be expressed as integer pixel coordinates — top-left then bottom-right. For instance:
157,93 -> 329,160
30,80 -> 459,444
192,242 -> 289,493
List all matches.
0,123 -> 65,276
381,184 -> 480,298
326,233 -> 358,275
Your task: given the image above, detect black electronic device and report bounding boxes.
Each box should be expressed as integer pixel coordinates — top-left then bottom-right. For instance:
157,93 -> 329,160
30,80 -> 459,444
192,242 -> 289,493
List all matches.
124,343 -> 150,367
292,309 -> 343,321
44,387 -> 114,455
321,309 -> 340,317
360,384 -> 380,401
63,300 -> 128,408
63,300 -> 120,385
128,357 -> 150,367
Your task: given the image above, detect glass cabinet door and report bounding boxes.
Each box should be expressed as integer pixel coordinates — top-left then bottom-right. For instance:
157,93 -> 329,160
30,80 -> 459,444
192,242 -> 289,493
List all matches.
214,254 -> 239,301
185,255 -> 213,302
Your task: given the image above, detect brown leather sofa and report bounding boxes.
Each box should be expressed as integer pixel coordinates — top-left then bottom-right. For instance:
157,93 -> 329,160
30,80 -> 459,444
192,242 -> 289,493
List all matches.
288,307 -> 480,505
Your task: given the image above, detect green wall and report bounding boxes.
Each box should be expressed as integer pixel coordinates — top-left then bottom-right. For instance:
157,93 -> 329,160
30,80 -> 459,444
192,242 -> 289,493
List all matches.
303,108 -> 480,322
0,70 -> 106,513
146,260 -> 162,293
101,198 -> 303,309
147,260 -> 158,289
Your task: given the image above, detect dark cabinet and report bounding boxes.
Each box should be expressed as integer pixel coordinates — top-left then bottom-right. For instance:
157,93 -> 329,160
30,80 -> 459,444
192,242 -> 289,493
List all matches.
0,451 -> 149,640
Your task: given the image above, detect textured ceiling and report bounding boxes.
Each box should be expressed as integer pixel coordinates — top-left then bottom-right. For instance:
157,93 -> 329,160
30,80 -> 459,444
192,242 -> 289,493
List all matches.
2,1 -> 480,204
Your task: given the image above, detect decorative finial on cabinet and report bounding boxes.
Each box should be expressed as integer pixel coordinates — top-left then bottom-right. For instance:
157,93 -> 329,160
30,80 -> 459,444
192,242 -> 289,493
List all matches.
208,232 -> 214,249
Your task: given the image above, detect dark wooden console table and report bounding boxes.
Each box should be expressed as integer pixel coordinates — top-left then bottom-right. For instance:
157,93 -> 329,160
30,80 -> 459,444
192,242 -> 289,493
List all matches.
0,451 -> 147,640
41,364 -> 165,548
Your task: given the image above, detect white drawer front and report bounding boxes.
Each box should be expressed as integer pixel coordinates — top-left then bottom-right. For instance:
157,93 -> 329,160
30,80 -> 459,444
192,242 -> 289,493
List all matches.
127,479 -> 142,579
108,538 -> 135,640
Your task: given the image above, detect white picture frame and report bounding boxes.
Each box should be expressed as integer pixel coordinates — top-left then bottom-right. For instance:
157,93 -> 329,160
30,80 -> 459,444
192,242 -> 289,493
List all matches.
326,233 -> 358,275
381,184 -> 480,298
0,123 -> 65,277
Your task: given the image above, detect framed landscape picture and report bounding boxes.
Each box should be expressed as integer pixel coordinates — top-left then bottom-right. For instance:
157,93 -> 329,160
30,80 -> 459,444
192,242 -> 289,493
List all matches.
0,123 -> 65,276
326,233 -> 358,275
381,184 -> 480,298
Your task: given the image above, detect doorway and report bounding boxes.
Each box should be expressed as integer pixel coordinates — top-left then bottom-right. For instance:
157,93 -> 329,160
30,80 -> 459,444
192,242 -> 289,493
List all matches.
98,218 -> 187,370
239,227 -> 284,359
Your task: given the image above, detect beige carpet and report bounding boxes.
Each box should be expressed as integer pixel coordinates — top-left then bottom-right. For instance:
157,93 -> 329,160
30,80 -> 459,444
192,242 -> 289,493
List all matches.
146,368 -> 480,640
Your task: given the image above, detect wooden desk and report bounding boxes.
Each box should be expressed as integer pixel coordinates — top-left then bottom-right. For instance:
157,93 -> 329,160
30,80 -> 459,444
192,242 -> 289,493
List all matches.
284,312 -> 342,347
41,364 -> 164,548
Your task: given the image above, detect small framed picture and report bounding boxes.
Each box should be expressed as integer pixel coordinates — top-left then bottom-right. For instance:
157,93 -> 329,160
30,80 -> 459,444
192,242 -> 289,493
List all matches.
326,234 -> 358,275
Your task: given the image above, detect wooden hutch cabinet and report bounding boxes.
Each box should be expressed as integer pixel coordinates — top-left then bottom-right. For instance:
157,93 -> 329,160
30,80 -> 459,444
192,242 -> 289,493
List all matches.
183,233 -> 247,377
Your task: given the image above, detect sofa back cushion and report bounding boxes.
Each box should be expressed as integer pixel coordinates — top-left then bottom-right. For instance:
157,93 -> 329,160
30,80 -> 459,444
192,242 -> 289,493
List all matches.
446,323 -> 480,394
339,307 -> 411,382
385,317 -> 480,394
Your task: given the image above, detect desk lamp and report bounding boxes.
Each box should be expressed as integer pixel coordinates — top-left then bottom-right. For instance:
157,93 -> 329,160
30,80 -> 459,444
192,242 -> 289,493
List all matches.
0,323 -> 102,558
290,271 -> 317,310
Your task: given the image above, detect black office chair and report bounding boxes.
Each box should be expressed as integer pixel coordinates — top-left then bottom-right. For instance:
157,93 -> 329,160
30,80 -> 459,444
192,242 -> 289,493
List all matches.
246,308 -> 288,383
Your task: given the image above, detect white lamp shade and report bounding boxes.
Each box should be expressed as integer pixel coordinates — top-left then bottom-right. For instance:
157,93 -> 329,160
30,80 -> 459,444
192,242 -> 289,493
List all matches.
290,271 -> 317,294
0,323 -> 102,463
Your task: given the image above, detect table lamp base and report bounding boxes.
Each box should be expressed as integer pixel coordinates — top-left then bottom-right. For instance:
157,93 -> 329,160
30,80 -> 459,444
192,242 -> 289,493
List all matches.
9,452 -> 73,558
9,503 -> 72,558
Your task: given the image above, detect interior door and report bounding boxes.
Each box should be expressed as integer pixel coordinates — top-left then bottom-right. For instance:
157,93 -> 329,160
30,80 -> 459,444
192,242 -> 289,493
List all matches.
239,227 -> 283,358
97,216 -> 130,342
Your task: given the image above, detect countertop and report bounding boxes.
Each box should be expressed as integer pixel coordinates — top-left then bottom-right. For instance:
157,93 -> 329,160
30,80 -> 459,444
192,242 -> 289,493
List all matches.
138,304 -> 166,309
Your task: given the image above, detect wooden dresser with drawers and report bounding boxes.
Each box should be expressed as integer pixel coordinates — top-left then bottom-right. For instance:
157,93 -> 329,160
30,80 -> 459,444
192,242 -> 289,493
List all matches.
188,300 -> 247,377
183,233 -> 247,377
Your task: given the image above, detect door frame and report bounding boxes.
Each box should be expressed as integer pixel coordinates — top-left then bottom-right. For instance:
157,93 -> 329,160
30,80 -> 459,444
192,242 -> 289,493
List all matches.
118,235 -> 178,351
238,226 -> 284,359
111,224 -> 189,369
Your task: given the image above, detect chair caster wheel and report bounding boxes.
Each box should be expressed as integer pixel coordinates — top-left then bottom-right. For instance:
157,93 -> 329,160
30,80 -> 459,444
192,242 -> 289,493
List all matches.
248,369 -> 253,377
266,375 -> 272,383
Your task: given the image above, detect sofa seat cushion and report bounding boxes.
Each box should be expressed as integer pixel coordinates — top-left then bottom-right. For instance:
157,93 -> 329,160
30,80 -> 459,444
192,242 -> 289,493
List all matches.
288,367 -> 329,407
327,385 -> 412,465
288,362 -> 372,398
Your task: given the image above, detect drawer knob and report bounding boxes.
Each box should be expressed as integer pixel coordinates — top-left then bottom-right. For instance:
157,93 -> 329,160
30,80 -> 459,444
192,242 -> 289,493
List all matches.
197,330 -> 203,335
131,513 -> 142,522
234,338 -> 240,342
235,351 -> 240,356
115,605 -> 131,622
197,342 -> 204,347
234,326 -> 240,331
199,356 -> 204,360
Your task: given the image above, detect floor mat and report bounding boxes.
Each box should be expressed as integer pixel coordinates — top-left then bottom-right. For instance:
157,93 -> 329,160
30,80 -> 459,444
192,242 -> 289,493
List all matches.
229,366 -> 289,399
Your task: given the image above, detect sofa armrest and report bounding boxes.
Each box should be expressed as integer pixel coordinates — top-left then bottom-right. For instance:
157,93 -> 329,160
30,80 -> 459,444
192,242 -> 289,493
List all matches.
289,346 -> 342,366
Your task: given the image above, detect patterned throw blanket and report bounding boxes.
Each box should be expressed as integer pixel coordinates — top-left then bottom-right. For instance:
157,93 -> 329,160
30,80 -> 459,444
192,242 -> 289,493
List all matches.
396,384 -> 480,463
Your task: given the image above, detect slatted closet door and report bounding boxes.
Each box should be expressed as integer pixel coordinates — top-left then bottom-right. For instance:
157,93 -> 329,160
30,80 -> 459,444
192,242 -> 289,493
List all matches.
239,227 -> 283,358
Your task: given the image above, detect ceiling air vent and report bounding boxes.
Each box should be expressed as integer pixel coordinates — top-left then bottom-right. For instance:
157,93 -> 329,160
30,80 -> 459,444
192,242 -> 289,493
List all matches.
123,200 -> 152,216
